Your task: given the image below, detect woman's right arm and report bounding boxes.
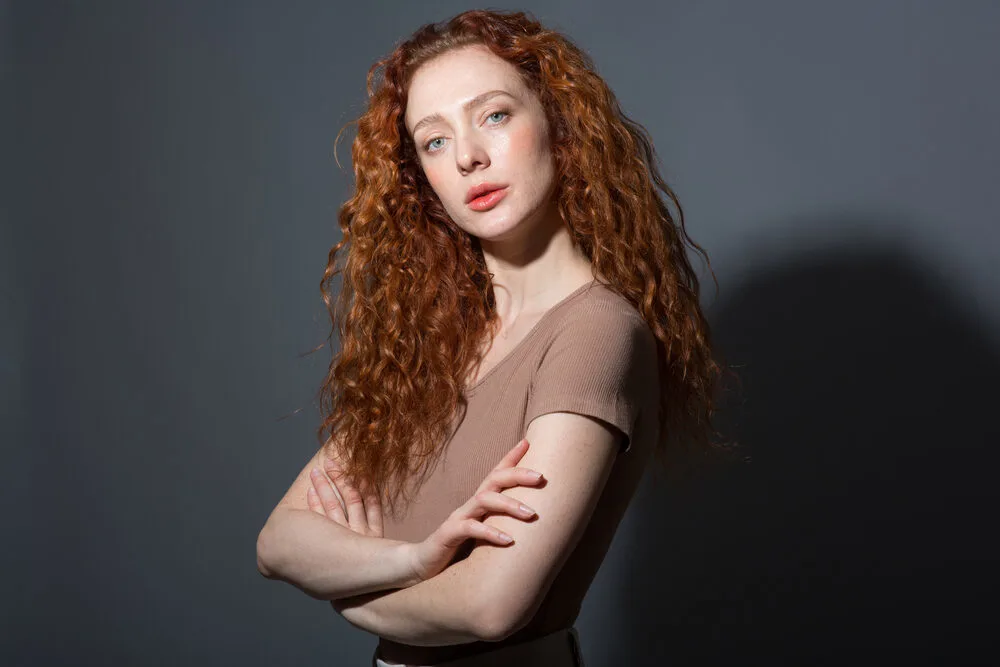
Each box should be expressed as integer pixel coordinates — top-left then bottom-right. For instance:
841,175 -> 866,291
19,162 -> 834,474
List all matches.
256,447 -> 420,601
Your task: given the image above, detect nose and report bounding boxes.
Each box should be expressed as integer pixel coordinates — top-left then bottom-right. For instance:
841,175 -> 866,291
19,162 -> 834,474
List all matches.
454,132 -> 490,174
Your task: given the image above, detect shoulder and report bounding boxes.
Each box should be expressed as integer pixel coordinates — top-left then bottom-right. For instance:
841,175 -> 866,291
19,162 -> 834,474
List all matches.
525,282 -> 660,453
530,282 -> 660,391
545,282 -> 657,355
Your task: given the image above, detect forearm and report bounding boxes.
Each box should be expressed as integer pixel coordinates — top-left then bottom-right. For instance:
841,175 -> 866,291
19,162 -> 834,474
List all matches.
256,507 -> 419,600
331,557 -> 503,646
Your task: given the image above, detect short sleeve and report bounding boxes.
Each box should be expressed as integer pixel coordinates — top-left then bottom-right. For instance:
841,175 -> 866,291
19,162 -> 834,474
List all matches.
524,305 -> 657,454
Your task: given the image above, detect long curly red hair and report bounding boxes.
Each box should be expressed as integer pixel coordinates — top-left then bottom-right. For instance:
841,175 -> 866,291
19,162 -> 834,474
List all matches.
316,9 -> 728,518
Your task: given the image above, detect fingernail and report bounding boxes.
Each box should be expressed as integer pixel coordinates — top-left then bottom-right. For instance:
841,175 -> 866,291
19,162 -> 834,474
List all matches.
498,532 -> 514,544
519,504 -> 536,517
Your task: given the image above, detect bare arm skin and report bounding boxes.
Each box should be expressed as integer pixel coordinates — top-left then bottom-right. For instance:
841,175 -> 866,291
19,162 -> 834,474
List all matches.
331,410 -> 621,645
256,447 -> 420,600
258,439 -> 541,610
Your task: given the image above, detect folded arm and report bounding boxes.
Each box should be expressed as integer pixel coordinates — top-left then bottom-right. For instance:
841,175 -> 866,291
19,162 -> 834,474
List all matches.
256,447 -> 419,600
257,507 -> 419,600
331,410 -> 621,645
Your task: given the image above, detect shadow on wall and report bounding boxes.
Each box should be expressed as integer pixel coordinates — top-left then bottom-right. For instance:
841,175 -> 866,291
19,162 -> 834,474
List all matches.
613,232 -> 999,666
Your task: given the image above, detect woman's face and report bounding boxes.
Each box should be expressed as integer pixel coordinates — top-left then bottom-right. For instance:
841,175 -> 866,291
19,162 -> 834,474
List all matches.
403,44 -> 557,243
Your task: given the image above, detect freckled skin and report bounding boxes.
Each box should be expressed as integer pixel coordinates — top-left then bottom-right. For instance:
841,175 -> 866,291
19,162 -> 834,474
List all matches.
404,44 -> 558,246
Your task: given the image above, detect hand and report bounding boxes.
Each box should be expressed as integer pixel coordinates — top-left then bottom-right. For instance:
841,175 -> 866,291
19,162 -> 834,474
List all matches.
406,438 -> 545,584
307,450 -> 383,538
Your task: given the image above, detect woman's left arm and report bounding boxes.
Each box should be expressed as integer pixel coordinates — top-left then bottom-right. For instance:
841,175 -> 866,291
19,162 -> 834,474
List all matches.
330,410 -> 621,646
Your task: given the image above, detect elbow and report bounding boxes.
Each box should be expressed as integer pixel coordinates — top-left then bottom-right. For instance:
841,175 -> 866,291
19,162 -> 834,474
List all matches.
256,521 -> 279,579
473,594 -> 534,643
256,538 -> 272,578
256,508 -> 295,578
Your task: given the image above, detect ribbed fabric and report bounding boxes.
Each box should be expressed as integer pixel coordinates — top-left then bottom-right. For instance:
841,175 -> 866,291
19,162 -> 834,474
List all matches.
377,280 -> 660,666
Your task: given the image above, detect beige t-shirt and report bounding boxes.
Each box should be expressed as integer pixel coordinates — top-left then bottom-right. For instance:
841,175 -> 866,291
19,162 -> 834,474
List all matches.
377,280 -> 661,665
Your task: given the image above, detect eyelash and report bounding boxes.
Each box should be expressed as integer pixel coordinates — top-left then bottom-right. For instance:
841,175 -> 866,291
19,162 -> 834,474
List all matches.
422,109 -> 511,154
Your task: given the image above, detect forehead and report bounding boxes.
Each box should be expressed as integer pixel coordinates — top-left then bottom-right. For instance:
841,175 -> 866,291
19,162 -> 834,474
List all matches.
404,45 -> 527,132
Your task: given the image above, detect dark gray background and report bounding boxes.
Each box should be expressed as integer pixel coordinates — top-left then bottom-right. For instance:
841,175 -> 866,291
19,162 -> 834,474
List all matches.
5,1 -> 999,665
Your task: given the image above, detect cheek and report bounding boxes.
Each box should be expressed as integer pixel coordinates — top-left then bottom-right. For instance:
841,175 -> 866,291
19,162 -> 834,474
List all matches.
420,163 -> 446,195
508,124 -> 551,172
507,125 -> 534,159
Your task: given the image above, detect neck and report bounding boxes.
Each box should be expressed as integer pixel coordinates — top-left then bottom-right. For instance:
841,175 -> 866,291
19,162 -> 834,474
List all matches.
478,205 -> 595,322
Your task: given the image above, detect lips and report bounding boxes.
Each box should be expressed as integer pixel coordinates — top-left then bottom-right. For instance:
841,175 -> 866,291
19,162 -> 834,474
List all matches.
465,182 -> 508,204
466,187 -> 508,212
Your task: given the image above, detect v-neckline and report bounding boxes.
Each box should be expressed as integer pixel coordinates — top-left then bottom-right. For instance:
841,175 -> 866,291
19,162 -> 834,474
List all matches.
464,279 -> 597,394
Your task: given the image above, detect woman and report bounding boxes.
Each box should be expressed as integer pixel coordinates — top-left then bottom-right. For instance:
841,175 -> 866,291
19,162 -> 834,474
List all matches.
256,9 -> 724,666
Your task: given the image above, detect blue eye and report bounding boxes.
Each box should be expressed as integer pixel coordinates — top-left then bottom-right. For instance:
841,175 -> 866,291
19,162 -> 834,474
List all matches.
422,110 -> 510,154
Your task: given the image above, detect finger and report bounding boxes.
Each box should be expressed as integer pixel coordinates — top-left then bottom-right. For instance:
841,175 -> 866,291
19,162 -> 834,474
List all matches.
479,466 -> 545,494
457,489 -> 537,521
332,468 -> 369,532
322,456 -> 369,532
492,438 -> 529,472
322,450 -> 349,484
361,480 -> 384,538
310,467 -> 349,527
446,518 -> 515,546
306,487 -> 326,516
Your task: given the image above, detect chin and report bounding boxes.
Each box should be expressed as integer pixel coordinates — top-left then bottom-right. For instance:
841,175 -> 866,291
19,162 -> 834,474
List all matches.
466,210 -> 528,239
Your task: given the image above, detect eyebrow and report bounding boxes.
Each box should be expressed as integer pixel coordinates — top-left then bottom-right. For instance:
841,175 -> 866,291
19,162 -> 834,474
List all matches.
410,89 -> 514,137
